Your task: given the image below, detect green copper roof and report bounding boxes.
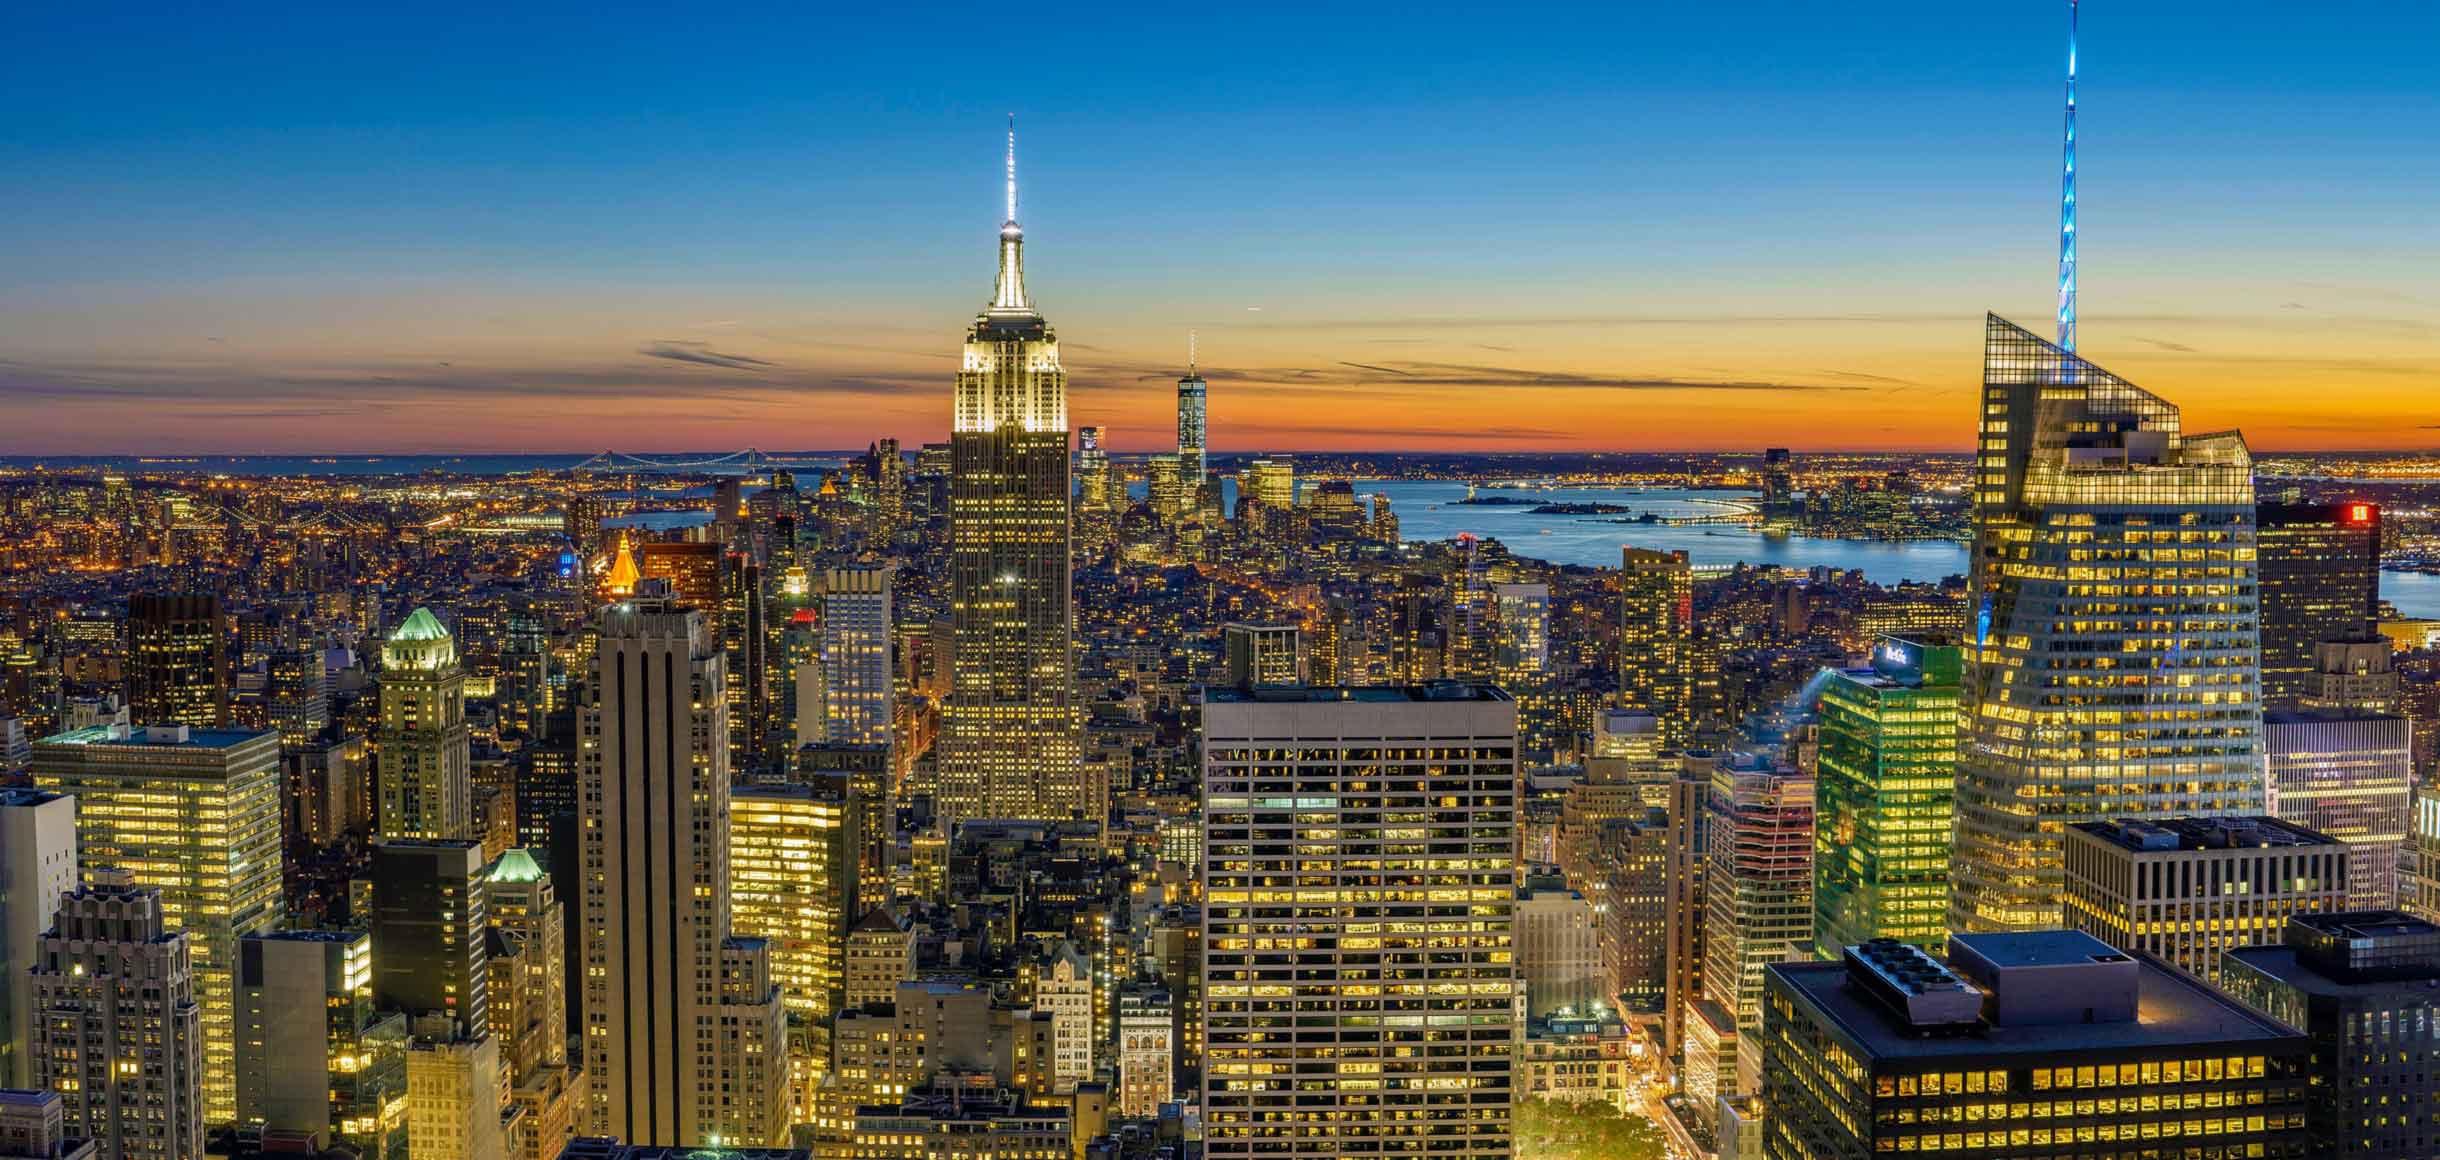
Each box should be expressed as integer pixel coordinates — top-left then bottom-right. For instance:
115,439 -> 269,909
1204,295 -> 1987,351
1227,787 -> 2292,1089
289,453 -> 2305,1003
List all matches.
391,607 -> 451,643
490,848 -> 546,883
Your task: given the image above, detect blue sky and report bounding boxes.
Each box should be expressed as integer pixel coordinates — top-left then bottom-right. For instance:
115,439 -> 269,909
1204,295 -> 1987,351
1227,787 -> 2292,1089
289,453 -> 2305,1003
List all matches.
3,1 -> 2434,452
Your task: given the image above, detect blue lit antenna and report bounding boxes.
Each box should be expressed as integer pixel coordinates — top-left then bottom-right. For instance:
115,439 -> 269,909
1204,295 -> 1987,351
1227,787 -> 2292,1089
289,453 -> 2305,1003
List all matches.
2057,0 -> 2079,352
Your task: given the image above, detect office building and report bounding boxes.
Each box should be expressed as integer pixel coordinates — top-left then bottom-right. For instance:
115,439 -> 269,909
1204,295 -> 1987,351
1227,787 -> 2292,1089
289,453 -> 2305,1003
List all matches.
0,1089 -> 95,1160
1028,941 -> 1094,1095
128,594 -> 226,728
2062,816 -> 2347,983
2223,911 -> 2440,1160
2256,502 -> 2381,709
0,791 -> 75,1090
1176,347 -> 1207,488
580,594 -> 788,1146
818,568 -> 893,749
369,838 -> 490,1038
1617,548 -> 1693,745
236,930 -> 408,1158
636,541 -> 721,609
1116,984 -> 1174,1118
31,724 -> 283,1126
1699,748 -> 1814,1079
1811,635 -> 1959,953
1516,881 -> 1603,1020
407,1035 -> 507,1160
485,850 -> 579,1160
374,608 -> 472,841
1219,623 -> 1299,689
265,649 -> 328,750
730,779 -> 858,1022
29,880 -> 203,1160
1075,425 -> 1113,512
1952,316 -> 2265,934
939,127 -> 1084,829
842,909 -> 915,1012
1201,685 -> 1518,1160
1761,931 -> 2309,1159
2265,709 -> 2413,909
2300,638 -> 2401,715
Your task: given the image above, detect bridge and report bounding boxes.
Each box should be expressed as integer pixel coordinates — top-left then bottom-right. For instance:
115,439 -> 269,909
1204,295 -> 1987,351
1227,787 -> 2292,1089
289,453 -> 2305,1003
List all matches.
568,448 -> 781,475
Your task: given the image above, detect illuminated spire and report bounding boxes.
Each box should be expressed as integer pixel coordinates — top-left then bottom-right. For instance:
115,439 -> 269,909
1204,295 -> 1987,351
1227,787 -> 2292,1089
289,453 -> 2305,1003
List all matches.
2057,0 -> 2079,352
604,530 -> 639,598
1188,329 -> 1198,374
991,114 -> 1032,314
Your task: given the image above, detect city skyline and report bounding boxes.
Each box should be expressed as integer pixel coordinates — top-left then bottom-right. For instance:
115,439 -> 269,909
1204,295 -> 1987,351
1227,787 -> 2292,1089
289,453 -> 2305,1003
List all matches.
4,2 -> 2437,455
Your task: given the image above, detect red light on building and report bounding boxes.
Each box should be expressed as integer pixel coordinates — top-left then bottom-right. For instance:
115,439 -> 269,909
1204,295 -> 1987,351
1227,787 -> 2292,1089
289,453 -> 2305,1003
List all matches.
2346,503 -> 2374,525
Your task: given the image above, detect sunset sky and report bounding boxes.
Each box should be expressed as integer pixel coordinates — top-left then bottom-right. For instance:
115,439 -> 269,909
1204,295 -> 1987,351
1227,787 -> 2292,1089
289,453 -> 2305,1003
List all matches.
2,2 -> 2435,455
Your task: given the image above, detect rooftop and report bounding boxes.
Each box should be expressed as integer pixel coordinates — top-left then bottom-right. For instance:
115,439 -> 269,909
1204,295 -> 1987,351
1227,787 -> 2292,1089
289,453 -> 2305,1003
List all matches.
390,606 -> 451,642
2070,815 -> 2336,853
1204,682 -> 1511,705
1771,941 -> 2299,1061
489,848 -> 546,883
36,723 -> 275,751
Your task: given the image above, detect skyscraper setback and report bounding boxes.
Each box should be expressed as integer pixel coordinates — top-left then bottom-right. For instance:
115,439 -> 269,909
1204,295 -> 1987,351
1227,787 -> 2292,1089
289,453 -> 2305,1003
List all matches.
1950,316 -> 2265,934
940,124 -> 1084,826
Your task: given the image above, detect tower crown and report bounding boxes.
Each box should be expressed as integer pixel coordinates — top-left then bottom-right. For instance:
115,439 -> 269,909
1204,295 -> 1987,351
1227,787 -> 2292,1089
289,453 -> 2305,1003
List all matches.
989,116 -> 1033,316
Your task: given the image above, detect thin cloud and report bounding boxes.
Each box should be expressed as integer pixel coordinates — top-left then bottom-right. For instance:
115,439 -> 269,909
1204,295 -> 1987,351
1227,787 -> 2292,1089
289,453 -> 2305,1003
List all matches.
640,341 -> 775,371
2130,337 -> 2199,353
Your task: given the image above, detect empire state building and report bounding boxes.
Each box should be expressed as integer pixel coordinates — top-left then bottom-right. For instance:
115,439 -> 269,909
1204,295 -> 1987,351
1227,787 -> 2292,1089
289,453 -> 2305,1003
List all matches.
940,123 -> 1085,827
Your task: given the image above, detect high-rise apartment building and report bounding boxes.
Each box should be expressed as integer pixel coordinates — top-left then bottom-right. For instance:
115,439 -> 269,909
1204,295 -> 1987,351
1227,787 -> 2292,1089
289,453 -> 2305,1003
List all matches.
1662,755 -> 1710,1060
2223,911 -> 2440,1160
0,791 -> 75,1090
1761,931 -> 2309,1159
1201,685 -> 1517,1160
843,908 -> 915,1012
1115,984 -> 1174,1118
1952,316 -> 2265,934
2266,709 -> 2414,908
580,594 -> 788,1146
939,128 -> 1082,829
1491,582 -> 1550,684
1219,623 -> 1300,689
375,608 -> 471,841
818,567 -> 892,749
32,724 -> 283,1126
236,930 -> 408,1159
1618,548 -> 1693,745
127,594 -> 226,728
2256,502 -> 2381,709
266,649 -> 328,750
1812,635 -> 1959,953
2062,816 -> 2347,983
29,880 -> 204,1160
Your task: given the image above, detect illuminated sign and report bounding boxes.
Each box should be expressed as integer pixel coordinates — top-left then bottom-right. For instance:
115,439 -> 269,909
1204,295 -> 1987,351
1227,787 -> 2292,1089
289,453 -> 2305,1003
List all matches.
2346,503 -> 2374,526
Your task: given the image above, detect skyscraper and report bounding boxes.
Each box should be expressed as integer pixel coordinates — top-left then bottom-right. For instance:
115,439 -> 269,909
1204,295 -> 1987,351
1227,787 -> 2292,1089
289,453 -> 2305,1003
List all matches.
1617,547 -> 1693,746
1950,316 -> 2265,934
0,790 -> 74,1090
375,607 -> 471,841
1176,336 -> 1207,488
128,593 -> 226,728
1811,635 -> 1960,954
485,850 -> 577,1160
1201,685 -> 1518,1160
2256,502 -> 2382,709
368,838 -> 491,1039
30,879 -> 205,1160
729,778 -> 858,1023
819,567 -> 893,749
940,123 -> 1083,828
1219,623 -> 1300,689
236,929 -> 408,1159
580,593 -> 788,1146
33,724 -> 283,1127
1698,749 -> 1814,1062
2222,911 -> 2440,1160
2266,708 -> 2414,908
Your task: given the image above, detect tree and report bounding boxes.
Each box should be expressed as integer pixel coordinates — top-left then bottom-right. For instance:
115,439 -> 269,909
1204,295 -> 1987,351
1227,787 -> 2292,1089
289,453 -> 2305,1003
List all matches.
1513,1097 -> 1669,1160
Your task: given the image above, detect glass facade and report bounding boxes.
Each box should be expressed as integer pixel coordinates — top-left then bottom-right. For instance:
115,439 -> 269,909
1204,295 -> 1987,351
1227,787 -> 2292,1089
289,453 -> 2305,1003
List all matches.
1812,636 -> 1961,954
2255,503 -> 2380,709
1952,315 -> 2265,934
1617,547 -> 1693,746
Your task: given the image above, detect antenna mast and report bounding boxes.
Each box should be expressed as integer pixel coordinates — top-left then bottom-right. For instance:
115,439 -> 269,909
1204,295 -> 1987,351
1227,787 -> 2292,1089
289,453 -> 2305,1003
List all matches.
2057,0 -> 2079,352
